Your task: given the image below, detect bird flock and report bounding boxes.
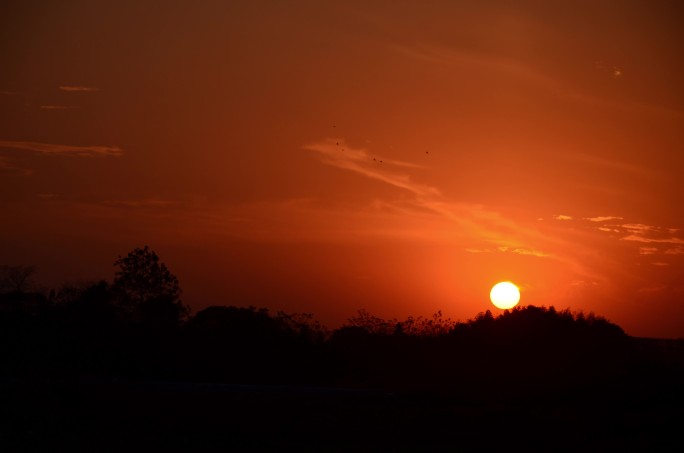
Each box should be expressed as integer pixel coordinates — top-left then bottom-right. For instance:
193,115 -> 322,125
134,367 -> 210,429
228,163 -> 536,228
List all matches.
332,124 -> 430,165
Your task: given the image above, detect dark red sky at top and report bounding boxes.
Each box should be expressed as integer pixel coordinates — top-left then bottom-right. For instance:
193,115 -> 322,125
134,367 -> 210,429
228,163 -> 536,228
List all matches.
2,1 -> 684,337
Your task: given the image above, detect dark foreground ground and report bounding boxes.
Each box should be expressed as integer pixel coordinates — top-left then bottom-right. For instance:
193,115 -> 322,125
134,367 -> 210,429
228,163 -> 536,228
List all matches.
1,372 -> 682,452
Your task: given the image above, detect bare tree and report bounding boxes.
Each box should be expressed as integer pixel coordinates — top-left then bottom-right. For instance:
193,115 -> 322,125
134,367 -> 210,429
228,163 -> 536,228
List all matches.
0,265 -> 36,293
113,246 -> 189,322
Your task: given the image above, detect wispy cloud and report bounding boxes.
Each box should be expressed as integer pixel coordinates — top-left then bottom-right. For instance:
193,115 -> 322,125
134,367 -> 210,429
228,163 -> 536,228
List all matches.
622,224 -> 654,233
595,61 -> 624,79
304,139 -> 683,298
586,218 -> 684,247
616,222 -> 684,247
466,246 -> 549,257
0,156 -> 32,175
39,105 -> 77,110
59,86 -> 99,92
585,216 -> 623,222
304,139 -> 437,197
102,199 -> 178,208
0,90 -> 18,96
556,214 -> 684,268
396,44 -> 568,98
564,152 -> 651,177
304,139 -> 562,260
621,235 -> 684,245
0,140 -> 123,157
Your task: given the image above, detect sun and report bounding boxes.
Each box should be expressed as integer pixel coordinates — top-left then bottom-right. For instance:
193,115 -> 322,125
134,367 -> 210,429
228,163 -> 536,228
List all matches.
490,281 -> 520,309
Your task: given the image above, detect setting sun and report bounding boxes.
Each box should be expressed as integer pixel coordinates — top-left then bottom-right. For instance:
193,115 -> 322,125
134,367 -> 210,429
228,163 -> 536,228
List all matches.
490,282 -> 521,309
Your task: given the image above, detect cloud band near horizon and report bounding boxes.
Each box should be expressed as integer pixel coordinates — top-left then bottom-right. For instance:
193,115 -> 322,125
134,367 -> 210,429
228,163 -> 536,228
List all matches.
0,140 -> 123,157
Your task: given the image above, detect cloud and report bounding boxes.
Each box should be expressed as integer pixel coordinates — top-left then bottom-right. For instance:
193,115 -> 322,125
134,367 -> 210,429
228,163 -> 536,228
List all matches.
567,218 -> 684,249
102,199 -> 178,208
565,153 -> 651,177
595,61 -> 623,79
59,86 -> 99,92
553,214 -> 572,220
39,105 -> 76,110
464,248 -> 490,254
621,235 -> 684,245
304,138 -> 565,264
0,140 -> 123,157
0,90 -> 18,96
464,246 -> 548,257
622,223 -> 654,233
616,222 -> 684,246
306,140 -> 545,249
304,139 -> 438,197
486,246 -> 550,257
396,44 -> 568,99
509,248 -> 550,257
570,280 -> 599,287
585,216 -> 623,222
0,156 -> 32,175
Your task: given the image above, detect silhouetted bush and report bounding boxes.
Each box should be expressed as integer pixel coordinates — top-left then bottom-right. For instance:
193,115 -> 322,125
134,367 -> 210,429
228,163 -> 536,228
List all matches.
177,305 -> 326,384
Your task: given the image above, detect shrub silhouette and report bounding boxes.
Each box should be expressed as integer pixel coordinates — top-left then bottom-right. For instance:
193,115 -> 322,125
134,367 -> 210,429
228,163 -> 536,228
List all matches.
179,305 -> 325,384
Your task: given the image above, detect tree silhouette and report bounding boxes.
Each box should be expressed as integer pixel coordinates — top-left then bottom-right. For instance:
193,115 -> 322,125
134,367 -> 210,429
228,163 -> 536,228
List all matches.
113,246 -> 189,323
0,265 -> 36,294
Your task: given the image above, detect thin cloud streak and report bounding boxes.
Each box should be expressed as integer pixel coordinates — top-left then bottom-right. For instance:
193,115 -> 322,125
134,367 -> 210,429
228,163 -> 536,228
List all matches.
395,44 -> 568,98
40,105 -> 77,110
465,246 -> 549,257
304,139 -> 574,265
304,139 -> 684,290
0,140 -> 123,157
59,86 -> 99,92
305,140 -> 438,197
621,235 -> 684,245
585,216 -> 623,222
565,152 -> 652,177
102,199 -> 178,208
0,156 -> 32,175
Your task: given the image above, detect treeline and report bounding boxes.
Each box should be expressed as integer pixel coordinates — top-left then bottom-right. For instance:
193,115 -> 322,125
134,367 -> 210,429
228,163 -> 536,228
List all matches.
0,248 -> 669,395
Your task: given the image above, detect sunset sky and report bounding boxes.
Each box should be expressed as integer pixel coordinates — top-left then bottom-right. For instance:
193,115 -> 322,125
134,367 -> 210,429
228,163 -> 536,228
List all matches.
2,1 -> 684,337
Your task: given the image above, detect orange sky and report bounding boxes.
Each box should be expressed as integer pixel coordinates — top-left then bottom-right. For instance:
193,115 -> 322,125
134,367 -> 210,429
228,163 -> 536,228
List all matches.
2,1 -> 684,337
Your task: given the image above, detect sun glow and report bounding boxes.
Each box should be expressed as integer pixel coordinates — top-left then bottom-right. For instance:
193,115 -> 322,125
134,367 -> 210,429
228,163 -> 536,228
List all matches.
489,281 -> 520,309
